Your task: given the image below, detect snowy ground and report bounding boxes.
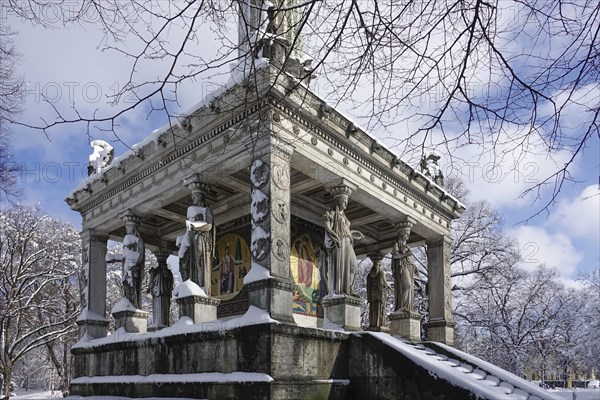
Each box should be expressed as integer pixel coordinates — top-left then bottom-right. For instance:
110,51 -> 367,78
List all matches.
553,388 -> 600,400
9,387 -> 599,399
10,390 -> 199,400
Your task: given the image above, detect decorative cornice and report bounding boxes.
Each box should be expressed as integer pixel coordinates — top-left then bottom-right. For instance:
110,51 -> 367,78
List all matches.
72,99 -> 269,214
244,277 -> 296,293
175,296 -> 221,306
322,295 -> 361,307
270,97 -> 463,222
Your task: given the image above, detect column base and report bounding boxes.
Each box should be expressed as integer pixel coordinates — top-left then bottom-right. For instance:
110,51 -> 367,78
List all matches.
322,295 -> 361,331
76,318 -> 109,339
389,310 -> 422,342
113,309 -> 149,333
176,295 -> 221,323
245,278 -> 296,324
424,319 -> 455,345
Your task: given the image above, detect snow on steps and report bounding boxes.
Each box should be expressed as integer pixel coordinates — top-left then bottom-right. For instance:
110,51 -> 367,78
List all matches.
410,342 -> 561,400
425,341 -> 564,400
366,332 -> 562,400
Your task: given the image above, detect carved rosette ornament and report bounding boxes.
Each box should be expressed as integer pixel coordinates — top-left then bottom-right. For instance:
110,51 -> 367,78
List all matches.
250,160 -> 271,270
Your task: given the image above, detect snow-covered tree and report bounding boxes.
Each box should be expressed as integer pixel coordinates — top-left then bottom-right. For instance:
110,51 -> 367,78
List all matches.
0,23 -> 22,202
454,264 -> 587,379
7,1 -> 599,214
573,267 -> 600,374
0,206 -> 80,399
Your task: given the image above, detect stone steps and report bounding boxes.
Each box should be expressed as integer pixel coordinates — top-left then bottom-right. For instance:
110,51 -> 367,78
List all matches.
408,341 -> 557,400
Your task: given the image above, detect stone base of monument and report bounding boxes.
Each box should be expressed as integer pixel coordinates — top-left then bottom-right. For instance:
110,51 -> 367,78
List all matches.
322,295 -> 361,331
389,310 -> 422,342
113,310 -> 149,334
70,321 -> 556,400
177,294 -> 221,323
75,318 -> 109,339
245,278 -> 297,324
71,323 -> 351,399
424,318 -> 455,345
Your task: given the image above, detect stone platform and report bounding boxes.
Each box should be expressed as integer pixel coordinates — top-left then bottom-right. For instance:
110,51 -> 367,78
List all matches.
70,322 -> 561,400
71,323 -> 351,399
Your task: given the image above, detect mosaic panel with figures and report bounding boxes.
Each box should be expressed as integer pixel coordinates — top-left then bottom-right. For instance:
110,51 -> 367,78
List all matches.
290,216 -> 326,318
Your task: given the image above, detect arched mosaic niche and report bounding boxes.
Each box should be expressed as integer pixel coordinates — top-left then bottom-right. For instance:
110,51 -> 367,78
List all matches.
213,216 -> 326,319
211,229 -> 251,300
290,216 -> 326,319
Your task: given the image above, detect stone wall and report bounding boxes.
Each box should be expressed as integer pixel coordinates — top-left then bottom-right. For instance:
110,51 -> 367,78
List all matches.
71,323 -> 350,399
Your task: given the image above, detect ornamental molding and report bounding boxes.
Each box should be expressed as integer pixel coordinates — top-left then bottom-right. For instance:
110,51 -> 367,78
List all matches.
270,98 -> 460,223
74,99 -> 268,214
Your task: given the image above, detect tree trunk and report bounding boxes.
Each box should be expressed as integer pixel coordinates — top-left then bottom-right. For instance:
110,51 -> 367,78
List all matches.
2,366 -> 12,399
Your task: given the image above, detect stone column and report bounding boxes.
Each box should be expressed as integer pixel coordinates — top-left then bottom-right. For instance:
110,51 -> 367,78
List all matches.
389,220 -> 422,342
76,229 -> 109,339
245,134 -> 296,324
424,236 -> 455,345
112,213 -> 148,334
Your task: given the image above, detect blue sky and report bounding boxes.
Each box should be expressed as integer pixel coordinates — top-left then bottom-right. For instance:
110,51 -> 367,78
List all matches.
3,3 -> 598,285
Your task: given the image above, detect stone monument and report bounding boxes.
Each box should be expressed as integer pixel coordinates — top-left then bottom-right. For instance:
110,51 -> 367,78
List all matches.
66,1 -> 469,397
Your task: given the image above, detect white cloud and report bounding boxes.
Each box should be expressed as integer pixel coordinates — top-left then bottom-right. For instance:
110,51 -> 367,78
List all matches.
550,184 -> 600,243
510,225 -> 583,278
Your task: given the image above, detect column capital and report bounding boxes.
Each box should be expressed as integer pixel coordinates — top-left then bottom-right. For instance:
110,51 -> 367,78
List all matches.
270,135 -> 295,161
427,235 -> 453,248
183,174 -> 212,195
154,251 -> 171,264
394,216 -> 417,233
81,229 -> 109,243
326,178 -> 358,195
368,253 -> 385,264
121,210 -> 142,226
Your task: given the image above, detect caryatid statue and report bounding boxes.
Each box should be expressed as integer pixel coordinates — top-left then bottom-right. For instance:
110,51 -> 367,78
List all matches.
323,185 -> 363,295
121,214 -> 145,309
392,221 -> 418,312
367,254 -> 388,328
178,182 -> 214,295
147,252 -> 174,329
